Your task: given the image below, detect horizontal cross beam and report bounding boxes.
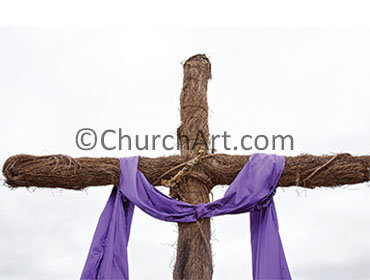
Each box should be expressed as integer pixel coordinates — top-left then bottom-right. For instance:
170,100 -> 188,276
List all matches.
3,153 -> 369,190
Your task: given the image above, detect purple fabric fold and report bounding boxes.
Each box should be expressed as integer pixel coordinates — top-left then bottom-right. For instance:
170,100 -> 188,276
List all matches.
81,153 -> 291,280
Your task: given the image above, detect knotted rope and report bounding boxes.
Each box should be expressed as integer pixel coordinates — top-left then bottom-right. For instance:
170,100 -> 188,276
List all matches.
158,147 -> 213,266
159,147 -> 212,191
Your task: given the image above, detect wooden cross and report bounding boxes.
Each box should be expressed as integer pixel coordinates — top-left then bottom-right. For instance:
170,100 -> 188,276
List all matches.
3,54 -> 370,280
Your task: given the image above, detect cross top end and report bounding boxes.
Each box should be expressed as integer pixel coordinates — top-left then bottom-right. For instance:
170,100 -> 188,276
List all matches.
183,53 -> 212,80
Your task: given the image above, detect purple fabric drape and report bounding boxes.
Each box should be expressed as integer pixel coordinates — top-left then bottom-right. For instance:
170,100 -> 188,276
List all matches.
81,153 -> 291,280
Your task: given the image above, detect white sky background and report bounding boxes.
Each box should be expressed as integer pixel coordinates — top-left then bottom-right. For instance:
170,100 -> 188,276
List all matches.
0,2 -> 370,280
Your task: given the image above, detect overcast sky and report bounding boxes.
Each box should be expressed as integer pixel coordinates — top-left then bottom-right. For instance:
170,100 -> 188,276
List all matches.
0,26 -> 369,280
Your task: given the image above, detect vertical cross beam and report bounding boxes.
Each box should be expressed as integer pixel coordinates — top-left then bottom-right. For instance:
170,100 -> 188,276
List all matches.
173,54 -> 213,280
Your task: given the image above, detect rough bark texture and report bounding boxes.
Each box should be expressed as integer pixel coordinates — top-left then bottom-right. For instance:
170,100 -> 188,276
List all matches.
172,54 -> 213,280
4,153 -> 369,190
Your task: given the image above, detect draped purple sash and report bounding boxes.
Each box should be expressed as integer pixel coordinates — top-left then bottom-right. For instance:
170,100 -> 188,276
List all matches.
81,153 -> 291,279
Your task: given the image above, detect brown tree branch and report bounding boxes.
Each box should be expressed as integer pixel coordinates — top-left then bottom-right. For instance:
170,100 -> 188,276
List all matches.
3,153 -> 369,190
